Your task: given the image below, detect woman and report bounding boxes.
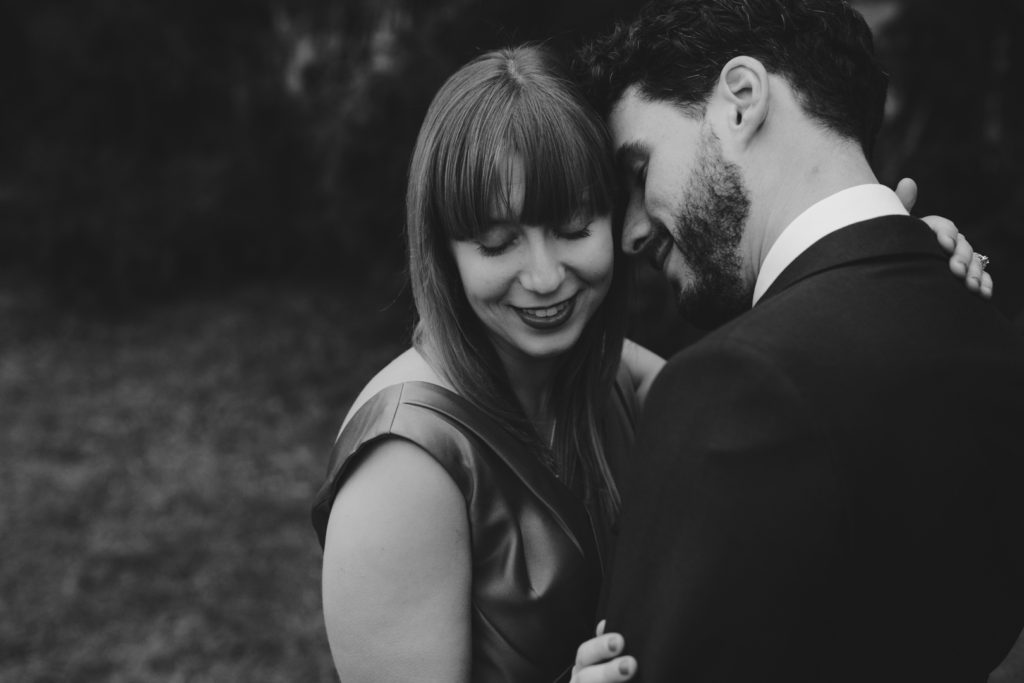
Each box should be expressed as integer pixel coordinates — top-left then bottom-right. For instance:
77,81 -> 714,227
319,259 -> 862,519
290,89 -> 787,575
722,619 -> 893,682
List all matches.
311,45 -> 984,683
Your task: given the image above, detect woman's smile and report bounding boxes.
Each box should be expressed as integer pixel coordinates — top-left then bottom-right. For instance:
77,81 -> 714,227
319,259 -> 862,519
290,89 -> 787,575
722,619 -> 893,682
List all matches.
511,293 -> 578,329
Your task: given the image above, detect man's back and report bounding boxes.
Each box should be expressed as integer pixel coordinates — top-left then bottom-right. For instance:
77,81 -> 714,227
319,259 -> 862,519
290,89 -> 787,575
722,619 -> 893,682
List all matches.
606,218 -> 1024,681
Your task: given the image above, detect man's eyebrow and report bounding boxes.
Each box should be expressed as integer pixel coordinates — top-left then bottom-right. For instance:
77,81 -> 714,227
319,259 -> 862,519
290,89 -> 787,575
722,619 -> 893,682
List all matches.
615,142 -> 648,170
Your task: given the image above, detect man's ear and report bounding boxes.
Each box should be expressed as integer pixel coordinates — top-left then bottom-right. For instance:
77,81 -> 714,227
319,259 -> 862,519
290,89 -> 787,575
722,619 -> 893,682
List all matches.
713,56 -> 769,146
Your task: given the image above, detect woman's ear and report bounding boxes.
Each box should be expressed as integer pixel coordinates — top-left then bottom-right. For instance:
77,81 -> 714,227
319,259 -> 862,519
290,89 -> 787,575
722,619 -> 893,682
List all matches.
712,56 -> 769,146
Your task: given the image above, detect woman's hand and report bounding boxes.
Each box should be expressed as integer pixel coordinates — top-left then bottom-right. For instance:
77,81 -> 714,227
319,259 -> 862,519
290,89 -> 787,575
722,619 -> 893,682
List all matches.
570,620 -> 637,683
895,178 -> 993,298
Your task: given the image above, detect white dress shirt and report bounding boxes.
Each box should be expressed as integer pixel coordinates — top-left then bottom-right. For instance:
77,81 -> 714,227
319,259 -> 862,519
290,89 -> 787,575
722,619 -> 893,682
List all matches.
751,184 -> 909,305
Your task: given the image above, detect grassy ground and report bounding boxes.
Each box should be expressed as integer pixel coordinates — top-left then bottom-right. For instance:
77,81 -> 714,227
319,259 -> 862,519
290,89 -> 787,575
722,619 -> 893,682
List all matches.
0,282 -> 409,682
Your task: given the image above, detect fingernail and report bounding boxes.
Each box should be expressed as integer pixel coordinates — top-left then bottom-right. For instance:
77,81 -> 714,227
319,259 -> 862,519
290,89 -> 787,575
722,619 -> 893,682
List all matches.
619,658 -> 634,675
609,635 -> 622,653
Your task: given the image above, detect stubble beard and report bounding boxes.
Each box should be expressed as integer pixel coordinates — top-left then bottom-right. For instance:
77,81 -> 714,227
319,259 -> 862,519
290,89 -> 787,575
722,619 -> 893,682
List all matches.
669,131 -> 753,329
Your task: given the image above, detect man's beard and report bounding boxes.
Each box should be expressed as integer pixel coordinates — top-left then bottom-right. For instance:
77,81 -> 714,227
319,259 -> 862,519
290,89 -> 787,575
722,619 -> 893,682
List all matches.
669,131 -> 752,329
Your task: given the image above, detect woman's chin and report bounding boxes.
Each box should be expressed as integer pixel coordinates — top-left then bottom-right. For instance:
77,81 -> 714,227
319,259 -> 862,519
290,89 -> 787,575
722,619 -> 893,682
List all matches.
513,325 -> 586,361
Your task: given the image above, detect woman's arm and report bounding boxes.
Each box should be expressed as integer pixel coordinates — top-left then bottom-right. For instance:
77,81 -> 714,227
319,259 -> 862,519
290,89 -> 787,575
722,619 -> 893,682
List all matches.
321,440 -> 471,682
621,339 -> 666,408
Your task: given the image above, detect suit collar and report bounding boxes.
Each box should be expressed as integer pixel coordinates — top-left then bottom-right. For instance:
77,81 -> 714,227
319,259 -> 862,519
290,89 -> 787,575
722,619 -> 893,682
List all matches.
752,184 -> 909,304
757,216 -> 948,305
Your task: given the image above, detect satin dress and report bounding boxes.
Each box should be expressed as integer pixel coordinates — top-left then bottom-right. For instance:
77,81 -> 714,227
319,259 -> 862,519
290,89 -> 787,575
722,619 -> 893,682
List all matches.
312,370 -> 638,682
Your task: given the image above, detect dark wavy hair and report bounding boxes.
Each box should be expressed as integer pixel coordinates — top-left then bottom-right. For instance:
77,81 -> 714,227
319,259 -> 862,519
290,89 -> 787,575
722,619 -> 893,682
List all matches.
577,0 -> 889,155
406,45 -> 627,525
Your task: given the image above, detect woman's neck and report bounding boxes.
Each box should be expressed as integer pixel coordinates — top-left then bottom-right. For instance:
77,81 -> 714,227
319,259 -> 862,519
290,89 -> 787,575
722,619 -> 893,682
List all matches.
423,332 -> 559,433
496,347 -> 558,427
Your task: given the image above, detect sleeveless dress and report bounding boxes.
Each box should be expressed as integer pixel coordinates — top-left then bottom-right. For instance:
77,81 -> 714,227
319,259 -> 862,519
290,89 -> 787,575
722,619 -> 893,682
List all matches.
311,368 -> 639,683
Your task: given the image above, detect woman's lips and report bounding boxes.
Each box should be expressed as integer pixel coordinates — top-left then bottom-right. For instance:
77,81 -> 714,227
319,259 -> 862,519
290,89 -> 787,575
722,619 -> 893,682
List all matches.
512,294 -> 578,330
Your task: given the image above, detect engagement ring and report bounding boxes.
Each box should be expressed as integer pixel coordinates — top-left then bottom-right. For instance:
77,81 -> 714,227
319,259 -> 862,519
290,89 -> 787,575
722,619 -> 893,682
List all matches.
975,253 -> 990,270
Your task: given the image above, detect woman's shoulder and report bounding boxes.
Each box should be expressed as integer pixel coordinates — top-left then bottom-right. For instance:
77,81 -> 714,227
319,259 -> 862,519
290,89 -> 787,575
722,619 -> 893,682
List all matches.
340,347 -> 454,432
313,348 -> 467,548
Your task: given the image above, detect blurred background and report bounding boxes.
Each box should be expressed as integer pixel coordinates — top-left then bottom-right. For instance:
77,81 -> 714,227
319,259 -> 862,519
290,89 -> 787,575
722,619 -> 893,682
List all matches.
1,0 -> 1021,680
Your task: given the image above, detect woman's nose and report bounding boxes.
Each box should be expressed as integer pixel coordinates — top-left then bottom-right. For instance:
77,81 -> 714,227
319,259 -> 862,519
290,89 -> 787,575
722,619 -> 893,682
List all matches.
519,239 -> 565,294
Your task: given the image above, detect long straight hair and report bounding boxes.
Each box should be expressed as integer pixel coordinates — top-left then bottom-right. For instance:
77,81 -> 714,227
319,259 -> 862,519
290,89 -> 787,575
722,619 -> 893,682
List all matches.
406,45 -> 628,527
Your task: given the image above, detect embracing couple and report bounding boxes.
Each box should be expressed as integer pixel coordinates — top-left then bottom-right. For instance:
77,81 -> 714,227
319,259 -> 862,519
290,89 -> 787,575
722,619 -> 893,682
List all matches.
312,1 -> 1024,681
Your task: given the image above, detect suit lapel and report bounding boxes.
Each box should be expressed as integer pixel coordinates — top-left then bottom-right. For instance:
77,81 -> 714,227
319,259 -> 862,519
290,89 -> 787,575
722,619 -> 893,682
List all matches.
759,215 -> 948,304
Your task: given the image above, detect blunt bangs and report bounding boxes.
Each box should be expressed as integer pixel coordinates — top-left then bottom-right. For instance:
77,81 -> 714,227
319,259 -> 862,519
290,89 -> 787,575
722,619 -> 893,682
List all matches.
425,51 -> 617,242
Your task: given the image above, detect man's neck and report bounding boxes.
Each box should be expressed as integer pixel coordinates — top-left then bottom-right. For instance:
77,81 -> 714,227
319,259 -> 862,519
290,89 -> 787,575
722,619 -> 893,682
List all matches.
743,131 -> 878,281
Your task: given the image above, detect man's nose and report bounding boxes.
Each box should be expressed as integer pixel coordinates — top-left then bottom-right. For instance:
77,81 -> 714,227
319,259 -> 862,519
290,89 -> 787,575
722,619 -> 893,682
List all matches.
519,240 -> 565,294
621,200 -> 655,255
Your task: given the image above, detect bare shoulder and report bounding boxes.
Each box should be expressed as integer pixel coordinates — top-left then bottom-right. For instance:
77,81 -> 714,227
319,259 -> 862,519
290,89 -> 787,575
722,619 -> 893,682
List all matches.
621,338 -> 667,407
324,437 -> 467,561
340,347 -> 453,432
322,437 -> 471,680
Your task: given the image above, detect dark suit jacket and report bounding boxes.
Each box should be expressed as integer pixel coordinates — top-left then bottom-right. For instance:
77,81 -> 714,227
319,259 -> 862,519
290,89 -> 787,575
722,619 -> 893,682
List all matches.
605,216 -> 1024,682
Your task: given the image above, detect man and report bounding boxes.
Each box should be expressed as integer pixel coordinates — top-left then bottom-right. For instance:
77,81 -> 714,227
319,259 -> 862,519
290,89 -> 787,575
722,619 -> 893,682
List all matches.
578,1 -> 1024,681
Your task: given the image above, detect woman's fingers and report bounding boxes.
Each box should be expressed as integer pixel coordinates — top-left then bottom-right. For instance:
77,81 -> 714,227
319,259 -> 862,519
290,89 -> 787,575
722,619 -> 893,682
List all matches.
571,628 -> 637,682
574,656 -> 638,683
964,252 -> 994,299
595,619 -> 606,637
894,177 -> 918,213
965,252 -> 987,293
952,232 -> 976,275
576,633 -> 624,667
895,203 -> 995,300
921,214 -> 959,255
980,271 -> 994,298
925,222 -> 996,299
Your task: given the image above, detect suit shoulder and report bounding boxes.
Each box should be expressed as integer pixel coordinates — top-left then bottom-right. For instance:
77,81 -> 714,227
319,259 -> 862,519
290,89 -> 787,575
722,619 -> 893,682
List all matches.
652,334 -> 801,409
662,327 -> 775,372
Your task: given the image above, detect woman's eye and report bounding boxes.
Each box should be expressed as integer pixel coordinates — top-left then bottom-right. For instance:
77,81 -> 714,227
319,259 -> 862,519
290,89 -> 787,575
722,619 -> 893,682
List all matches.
475,226 -> 516,256
476,240 -> 512,256
559,217 -> 593,240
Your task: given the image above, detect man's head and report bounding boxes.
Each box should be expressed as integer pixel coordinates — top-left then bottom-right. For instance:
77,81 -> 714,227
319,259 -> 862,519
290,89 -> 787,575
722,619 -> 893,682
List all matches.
581,0 -> 887,153
579,0 -> 888,326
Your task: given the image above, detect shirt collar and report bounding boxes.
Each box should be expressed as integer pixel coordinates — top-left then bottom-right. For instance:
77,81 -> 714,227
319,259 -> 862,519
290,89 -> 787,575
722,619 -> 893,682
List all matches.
751,184 -> 909,305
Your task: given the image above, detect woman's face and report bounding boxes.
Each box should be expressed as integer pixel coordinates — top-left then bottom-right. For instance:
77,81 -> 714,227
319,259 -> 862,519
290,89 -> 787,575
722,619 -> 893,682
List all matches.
450,161 -> 614,367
